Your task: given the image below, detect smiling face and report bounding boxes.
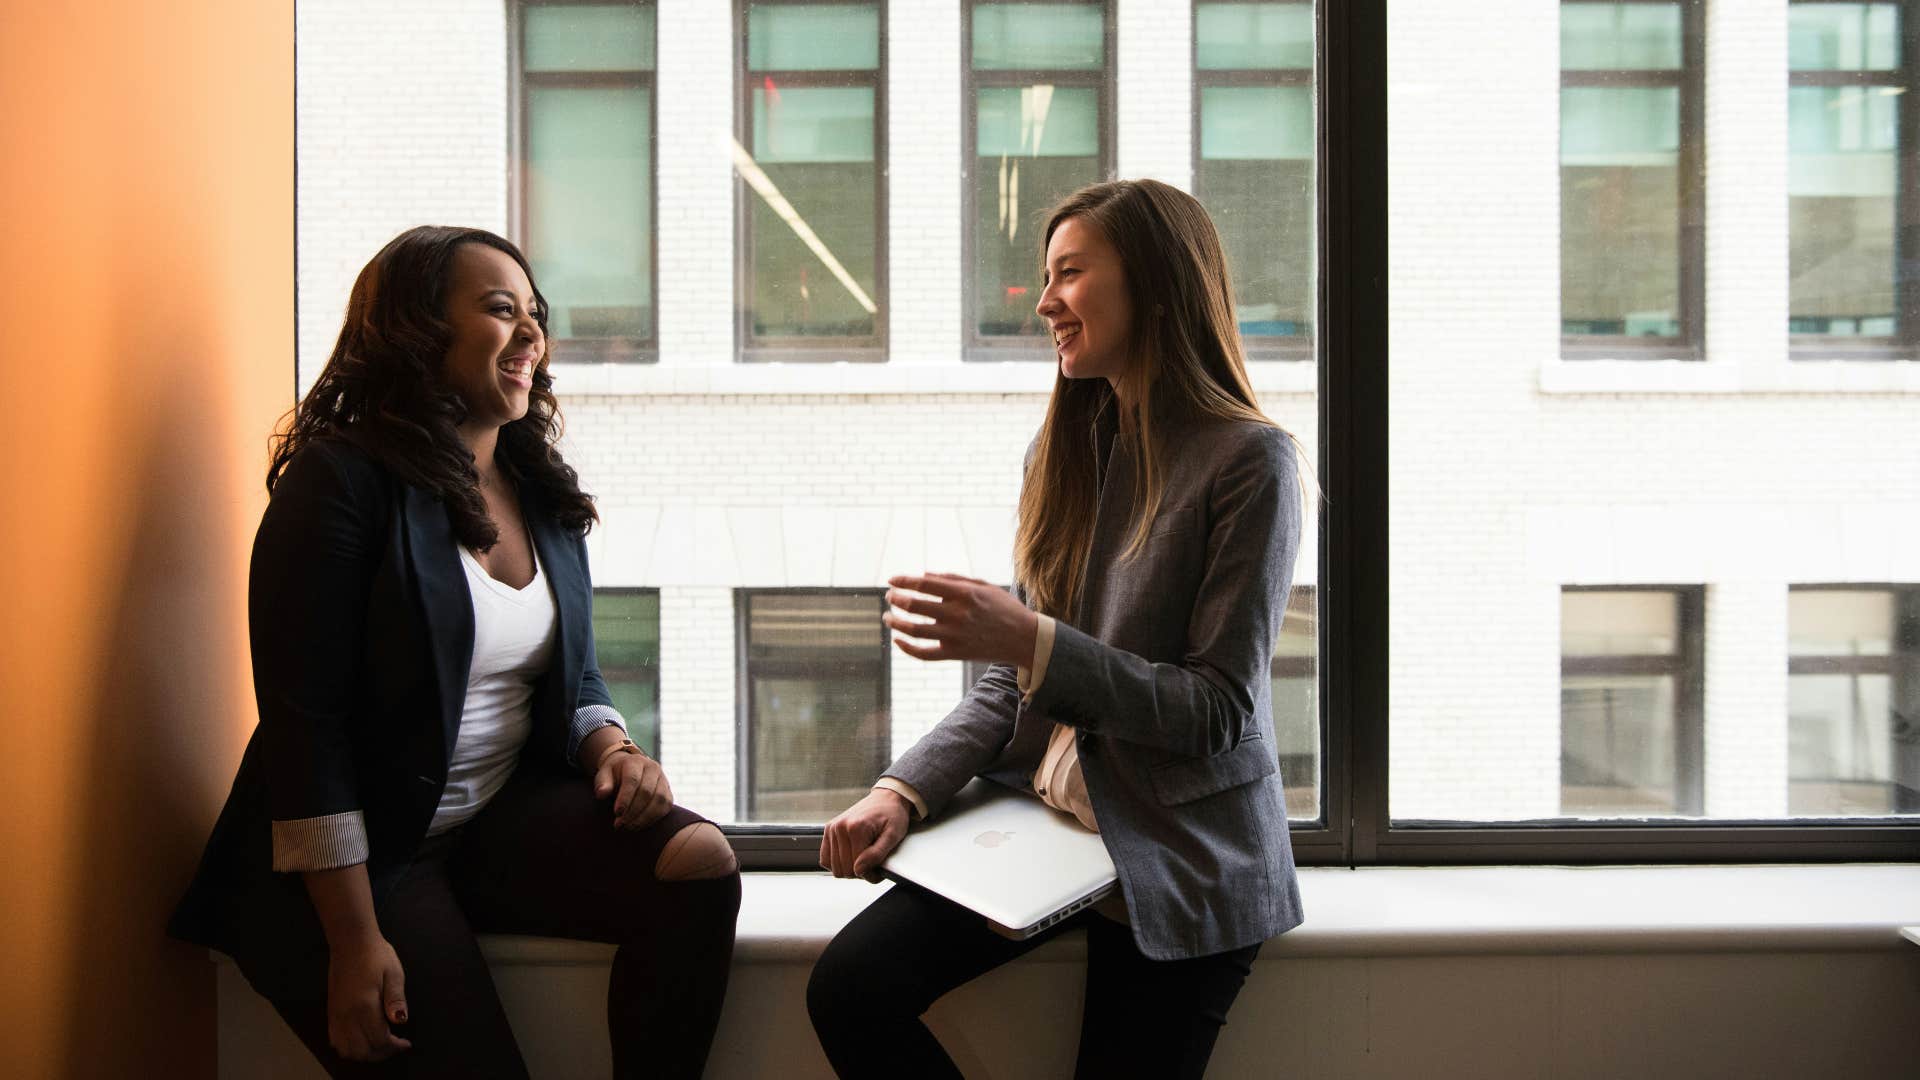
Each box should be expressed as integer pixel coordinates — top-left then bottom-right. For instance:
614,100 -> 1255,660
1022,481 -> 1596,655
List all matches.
1036,215 -> 1136,386
441,242 -> 544,434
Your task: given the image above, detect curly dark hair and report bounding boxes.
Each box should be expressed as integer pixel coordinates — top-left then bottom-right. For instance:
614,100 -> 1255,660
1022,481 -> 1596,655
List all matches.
268,225 -> 596,548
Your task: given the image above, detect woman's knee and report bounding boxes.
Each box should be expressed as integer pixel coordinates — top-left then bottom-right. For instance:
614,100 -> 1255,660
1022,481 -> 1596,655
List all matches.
654,821 -> 738,881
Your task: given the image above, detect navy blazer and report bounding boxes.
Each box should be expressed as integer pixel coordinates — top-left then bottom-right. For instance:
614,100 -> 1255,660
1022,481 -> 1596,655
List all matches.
170,437 -> 616,949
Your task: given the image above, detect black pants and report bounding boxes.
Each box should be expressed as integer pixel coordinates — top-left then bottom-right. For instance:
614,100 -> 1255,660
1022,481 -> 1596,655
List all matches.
807,882 -> 1260,1080
231,766 -> 741,1079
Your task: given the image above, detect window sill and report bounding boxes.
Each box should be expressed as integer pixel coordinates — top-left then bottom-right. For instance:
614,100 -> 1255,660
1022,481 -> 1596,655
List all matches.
1540,358 -> 1920,395
467,863 -> 1920,966
548,359 -> 1318,397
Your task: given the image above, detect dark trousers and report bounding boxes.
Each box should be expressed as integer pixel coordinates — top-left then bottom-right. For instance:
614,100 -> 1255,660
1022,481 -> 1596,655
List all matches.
807,882 -> 1260,1080
232,766 -> 741,1079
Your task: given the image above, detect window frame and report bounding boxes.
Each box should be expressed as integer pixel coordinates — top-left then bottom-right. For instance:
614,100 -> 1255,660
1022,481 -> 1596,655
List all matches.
1190,0 -> 1316,363
510,0 -> 661,364
1557,0 -> 1706,361
1787,0 -> 1920,361
733,0 -> 891,362
960,0 -> 1117,361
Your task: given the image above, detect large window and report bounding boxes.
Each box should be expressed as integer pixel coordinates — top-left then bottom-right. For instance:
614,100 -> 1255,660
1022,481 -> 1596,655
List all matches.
301,1 -> 1920,868
1559,588 -> 1704,817
737,1 -> 886,358
1559,0 -> 1702,355
738,591 -> 890,822
965,0 -> 1113,352
1788,1 -> 1915,354
1193,1 -> 1315,356
1789,587 -> 1920,814
516,1 -> 658,361
593,588 -> 662,756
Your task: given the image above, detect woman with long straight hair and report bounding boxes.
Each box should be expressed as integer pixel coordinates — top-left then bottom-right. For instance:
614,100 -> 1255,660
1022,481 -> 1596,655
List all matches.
171,226 -> 740,1078
809,179 -> 1308,1078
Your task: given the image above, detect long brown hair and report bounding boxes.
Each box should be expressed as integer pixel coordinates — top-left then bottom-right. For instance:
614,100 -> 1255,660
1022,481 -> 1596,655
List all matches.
268,225 -> 596,549
1014,179 -> 1302,619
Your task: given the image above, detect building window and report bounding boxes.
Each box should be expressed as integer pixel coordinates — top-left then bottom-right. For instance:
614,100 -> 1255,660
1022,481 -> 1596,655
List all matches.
738,590 -> 890,822
515,1 -> 658,362
1788,1 -> 1915,354
737,1 -> 886,359
965,0 -> 1114,354
1559,1 -> 1703,355
1789,586 -> 1920,814
1559,587 -> 1704,816
592,588 -> 662,756
1271,585 -> 1319,821
1193,1 -> 1315,357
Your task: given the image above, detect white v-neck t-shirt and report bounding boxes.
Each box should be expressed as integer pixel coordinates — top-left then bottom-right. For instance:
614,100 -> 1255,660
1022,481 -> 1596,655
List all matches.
427,542 -> 558,835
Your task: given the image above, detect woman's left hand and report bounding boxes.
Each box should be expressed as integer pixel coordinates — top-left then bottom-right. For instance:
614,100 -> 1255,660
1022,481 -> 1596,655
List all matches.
593,750 -> 675,831
884,573 -> 1039,667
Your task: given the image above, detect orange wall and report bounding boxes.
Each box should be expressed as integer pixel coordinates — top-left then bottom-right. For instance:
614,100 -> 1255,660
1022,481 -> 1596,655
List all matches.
0,3 -> 292,1076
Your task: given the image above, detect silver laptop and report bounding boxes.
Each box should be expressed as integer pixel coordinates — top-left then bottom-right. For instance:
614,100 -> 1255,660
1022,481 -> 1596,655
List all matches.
882,777 -> 1118,940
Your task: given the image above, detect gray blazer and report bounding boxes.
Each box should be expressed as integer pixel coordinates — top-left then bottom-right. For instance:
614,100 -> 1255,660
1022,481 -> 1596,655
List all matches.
885,405 -> 1304,961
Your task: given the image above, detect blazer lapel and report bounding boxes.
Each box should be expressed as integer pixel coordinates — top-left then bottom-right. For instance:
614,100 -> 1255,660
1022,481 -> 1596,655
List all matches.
400,485 -> 474,768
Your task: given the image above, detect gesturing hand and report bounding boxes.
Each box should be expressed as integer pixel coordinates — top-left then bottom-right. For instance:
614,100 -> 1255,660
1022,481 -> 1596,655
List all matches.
820,788 -> 912,883
594,749 -> 675,830
326,935 -> 411,1063
883,573 -> 1039,667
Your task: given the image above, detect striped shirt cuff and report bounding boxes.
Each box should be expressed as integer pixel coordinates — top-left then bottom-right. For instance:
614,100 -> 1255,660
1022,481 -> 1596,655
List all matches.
873,776 -> 929,820
568,703 -> 629,768
1016,614 -> 1057,701
271,811 -> 369,872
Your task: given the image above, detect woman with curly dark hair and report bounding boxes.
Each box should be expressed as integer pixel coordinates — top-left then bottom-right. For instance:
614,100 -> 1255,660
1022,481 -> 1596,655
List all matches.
171,226 -> 740,1079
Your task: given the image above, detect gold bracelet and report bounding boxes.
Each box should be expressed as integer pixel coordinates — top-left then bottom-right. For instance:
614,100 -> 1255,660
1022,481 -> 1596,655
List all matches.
594,738 -> 643,773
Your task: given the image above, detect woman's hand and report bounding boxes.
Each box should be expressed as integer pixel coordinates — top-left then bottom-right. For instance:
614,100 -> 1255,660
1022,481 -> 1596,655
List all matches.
883,573 -> 1039,666
594,748 -> 675,830
325,934 -> 411,1063
820,788 -> 911,883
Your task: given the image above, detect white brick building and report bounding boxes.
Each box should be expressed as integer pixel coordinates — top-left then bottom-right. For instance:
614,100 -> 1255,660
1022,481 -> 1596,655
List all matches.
297,0 -> 1919,826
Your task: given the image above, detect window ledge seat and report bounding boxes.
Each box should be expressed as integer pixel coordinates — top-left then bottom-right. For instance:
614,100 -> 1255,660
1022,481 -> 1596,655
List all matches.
214,865 -> 1920,1079
468,863 -> 1920,966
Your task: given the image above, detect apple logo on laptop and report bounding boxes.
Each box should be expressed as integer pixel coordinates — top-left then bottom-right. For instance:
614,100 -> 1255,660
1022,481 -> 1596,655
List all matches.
973,830 -> 1014,848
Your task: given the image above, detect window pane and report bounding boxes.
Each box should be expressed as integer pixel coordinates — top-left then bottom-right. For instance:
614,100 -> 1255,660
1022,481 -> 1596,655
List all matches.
1561,674 -> 1678,814
747,3 -> 880,71
974,85 -> 1099,337
1789,86 -> 1900,337
1789,2 -> 1899,71
744,593 -> 889,822
525,4 -> 656,72
1199,86 -> 1313,339
1562,591 -> 1679,656
527,86 -> 653,340
1561,2 -> 1683,71
1790,590 -> 1895,656
1195,2 -> 1313,70
746,87 -> 878,339
593,590 -> 661,756
1272,588 -> 1320,821
972,3 -> 1105,71
1561,86 -> 1681,337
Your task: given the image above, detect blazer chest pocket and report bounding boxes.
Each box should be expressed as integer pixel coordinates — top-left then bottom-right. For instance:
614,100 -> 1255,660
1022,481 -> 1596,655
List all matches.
1148,504 -> 1199,538
1148,732 -> 1277,806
